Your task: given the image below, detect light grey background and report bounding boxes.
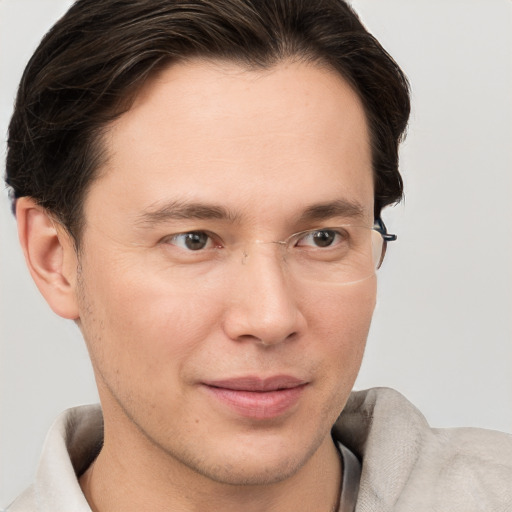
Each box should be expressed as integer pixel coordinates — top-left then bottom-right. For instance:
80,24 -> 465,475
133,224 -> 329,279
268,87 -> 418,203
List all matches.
1,0 -> 511,506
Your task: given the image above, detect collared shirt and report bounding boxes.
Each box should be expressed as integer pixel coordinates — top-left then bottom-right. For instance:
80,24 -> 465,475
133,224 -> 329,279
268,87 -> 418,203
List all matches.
7,387 -> 512,512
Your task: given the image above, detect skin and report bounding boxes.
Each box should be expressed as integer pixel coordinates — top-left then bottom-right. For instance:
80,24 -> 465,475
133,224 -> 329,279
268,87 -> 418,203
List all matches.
18,58 -> 376,511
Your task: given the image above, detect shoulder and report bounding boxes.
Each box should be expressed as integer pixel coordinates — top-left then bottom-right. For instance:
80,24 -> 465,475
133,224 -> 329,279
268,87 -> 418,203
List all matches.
427,425 -> 512,506
6,404 -> 102,512
333,387 -> 512,511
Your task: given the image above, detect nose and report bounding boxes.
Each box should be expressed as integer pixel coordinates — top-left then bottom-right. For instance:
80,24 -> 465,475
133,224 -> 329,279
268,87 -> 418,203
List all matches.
222,247 -> 306,346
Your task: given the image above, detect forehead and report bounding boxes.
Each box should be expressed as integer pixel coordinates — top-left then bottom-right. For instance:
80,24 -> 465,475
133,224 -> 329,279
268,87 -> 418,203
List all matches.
87,58 -> 374,228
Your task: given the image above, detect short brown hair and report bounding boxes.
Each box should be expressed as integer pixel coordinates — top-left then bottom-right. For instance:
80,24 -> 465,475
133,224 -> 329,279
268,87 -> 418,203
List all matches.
5,0 -> 410,244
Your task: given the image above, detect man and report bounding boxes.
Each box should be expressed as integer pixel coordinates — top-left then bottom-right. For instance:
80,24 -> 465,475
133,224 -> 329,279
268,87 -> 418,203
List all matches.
3,0 -> 512,511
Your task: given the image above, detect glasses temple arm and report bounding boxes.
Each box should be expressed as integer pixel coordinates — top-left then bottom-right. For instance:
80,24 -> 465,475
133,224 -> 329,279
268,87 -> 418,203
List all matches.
374,218 -> 397,242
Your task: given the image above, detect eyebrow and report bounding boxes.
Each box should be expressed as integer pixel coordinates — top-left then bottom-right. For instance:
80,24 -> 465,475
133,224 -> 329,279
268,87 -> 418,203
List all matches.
135,198 -> 366,227
135,200 -> 240,226
297,199 -> 366,224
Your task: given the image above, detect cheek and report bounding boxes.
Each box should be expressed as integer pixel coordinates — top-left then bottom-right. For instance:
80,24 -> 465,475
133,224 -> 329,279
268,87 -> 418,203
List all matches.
293,280 -> 376,426
307,279 -> 376,374
308,277 -> 376,335
76,257 -> 224,379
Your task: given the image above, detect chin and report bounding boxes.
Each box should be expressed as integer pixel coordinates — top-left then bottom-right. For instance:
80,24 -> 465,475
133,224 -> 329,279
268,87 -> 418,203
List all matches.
190,453 -> 304,487
169,427 -> 328,487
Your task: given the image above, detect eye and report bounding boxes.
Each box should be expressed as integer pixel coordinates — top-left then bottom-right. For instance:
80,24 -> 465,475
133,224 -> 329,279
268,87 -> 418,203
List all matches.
296,228 -> 348,248
164,231 -> 215,251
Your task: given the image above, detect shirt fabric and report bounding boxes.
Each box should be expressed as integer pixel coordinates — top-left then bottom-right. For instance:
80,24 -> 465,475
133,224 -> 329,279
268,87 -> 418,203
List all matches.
7,387 -> 512,511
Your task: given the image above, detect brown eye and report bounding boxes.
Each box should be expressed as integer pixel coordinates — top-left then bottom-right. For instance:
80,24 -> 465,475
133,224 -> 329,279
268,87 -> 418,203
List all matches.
297,229 -> 346,248
312,230 -> 336,247
167,231 -> 211,251
184,232 -> 209,250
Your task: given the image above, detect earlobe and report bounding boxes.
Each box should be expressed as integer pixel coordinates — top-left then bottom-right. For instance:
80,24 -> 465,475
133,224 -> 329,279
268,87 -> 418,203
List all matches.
16,197 -> 80,320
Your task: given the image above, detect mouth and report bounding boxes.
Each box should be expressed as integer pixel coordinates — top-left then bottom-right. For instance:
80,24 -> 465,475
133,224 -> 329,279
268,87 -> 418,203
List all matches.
201,375 -> 308,420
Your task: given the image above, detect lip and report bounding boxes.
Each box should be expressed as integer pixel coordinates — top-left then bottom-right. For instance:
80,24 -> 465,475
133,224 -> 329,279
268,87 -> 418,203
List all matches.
201,375 -> 308,420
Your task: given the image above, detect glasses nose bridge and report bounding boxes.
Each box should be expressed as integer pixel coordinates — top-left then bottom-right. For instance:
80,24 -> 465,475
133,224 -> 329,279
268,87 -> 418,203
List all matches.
225,238 -> 290,277
240,238 -> 290,264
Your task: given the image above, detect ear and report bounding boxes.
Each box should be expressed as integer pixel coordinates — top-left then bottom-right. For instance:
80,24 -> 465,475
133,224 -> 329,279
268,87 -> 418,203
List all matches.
16,197 -> 80,320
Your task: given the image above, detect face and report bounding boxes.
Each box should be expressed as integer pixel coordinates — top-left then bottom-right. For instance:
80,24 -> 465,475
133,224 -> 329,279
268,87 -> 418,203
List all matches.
74,59 -> 376,485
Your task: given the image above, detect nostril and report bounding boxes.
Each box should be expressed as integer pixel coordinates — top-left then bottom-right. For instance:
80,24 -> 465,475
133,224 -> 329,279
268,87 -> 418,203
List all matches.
258,330 -> 298,347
